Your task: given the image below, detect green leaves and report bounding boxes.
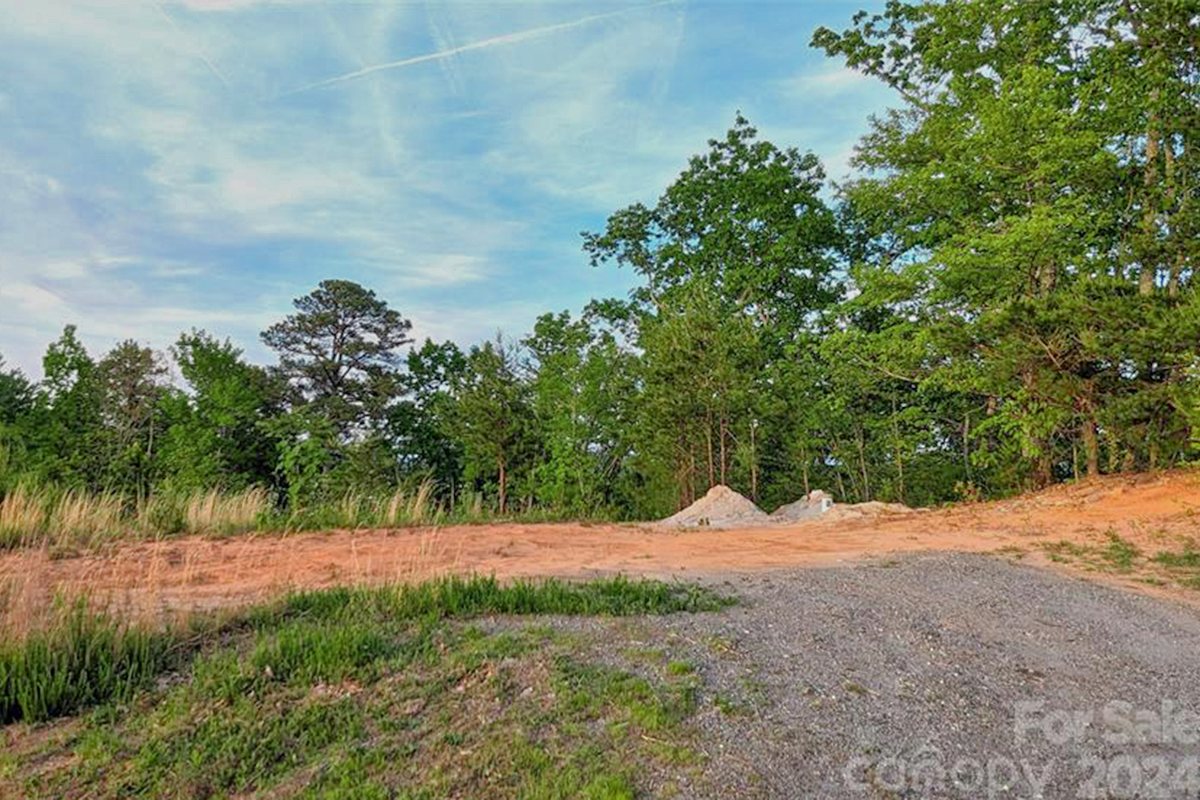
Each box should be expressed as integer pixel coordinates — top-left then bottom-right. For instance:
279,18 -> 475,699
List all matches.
261,279 -> 412,437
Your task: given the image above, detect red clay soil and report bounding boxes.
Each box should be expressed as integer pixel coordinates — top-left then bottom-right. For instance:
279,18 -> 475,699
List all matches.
3,471 -> 1199,626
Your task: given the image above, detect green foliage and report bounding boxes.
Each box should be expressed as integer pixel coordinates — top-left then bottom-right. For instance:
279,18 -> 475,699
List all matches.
0,576 -> 730,726
158,330 -> 280,491
276,575 -> 733,622
0,600 -> 175,723
5,580 -> 718,798
814,0 -> 1199,488
261,279 -> 412,437
453,337 -> 535,514
389,339 -> 467,503
1,2 -> 1196,518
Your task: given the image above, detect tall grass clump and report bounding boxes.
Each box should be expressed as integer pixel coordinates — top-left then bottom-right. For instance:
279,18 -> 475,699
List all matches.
381,479 -> 436,526
50,489 -> 125,549
0,486 -> 125,551
0,484 -> 49,549
183,487 -> 270,537
0,575 -> 732,724
0,600 -> 176,723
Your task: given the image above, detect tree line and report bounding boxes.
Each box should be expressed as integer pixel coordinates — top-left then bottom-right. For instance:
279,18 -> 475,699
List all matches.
1,0 -> 1195,519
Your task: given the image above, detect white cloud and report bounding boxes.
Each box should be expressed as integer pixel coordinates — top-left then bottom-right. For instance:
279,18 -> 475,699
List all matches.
0,1 -> 892,378
780,66 -> 873,97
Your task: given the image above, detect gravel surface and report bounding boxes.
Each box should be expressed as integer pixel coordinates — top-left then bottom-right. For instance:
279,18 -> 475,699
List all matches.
587,553 -> 1200,798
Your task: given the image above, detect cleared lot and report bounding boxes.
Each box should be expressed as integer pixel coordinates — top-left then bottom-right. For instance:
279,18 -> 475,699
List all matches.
3,472 -> 1199,626
6,553 -> 1199,798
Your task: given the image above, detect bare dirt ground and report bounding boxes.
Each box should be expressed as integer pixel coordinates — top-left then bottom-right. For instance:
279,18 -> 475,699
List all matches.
2,471 -> 1199,628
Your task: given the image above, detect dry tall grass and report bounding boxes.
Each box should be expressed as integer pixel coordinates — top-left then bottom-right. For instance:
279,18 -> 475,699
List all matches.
0,486 -> 47,549
0,479 -> 446,553
52,490 -> 124,548
183,487 -> 269,537
381,479 -> 436,526
0,486 -> 124,550
1,484 -> 274,551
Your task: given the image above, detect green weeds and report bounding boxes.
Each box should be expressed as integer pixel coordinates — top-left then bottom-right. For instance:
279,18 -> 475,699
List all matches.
3,575 -> 731,799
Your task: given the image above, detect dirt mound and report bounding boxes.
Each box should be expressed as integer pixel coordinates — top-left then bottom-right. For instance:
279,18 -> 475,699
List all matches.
658,485 -> 768,529
822,500 -> 915,522
770,490 -> 834,522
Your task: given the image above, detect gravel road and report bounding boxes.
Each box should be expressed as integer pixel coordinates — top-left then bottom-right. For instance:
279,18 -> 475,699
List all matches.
605,553 -> 1200,798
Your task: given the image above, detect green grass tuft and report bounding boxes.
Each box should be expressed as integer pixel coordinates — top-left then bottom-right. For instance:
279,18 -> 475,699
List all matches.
1153,548 -> 1200,569
0,601 -> 176,723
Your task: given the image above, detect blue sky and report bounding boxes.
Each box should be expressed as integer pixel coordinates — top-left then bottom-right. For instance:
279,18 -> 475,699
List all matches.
0,0 -> 894,378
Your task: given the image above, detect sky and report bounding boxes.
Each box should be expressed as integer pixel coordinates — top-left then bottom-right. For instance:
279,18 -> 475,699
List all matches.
0,0 -> 895,378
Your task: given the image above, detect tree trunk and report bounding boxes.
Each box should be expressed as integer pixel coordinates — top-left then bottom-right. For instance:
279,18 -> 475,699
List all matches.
498,457 -> 507,515
962,411 -> 972,483
705,413 -> 715,489
1034,454 -> 1053,489
1139,109 -> 1160,296
855,423 -> 870,502
749,421 -> 758,502
1080,416 -> 1100,479
891,398 -> 905,505
718,416 -> 727,487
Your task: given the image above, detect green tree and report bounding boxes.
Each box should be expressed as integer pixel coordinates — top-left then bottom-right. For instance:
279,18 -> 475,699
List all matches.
0,356 -> 35,485
158,330 -> 281,491
584,114 -> 840,333
524,311 -> 638,515
261,279 -> 412,436
454,338 -> 534,514
585,117 -> 840,511
0,356 -> 33,427
814,0 -> 1199,489
95,340 -> 169,495
29,326 -> 106,488
389,339 -> 467,501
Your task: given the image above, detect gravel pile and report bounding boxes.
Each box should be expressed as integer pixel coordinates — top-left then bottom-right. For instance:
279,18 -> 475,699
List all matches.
658,485 -> 769,528
769,489 -> 834,522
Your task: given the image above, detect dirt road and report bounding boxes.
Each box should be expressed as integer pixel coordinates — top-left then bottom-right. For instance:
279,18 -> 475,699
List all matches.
3,471 -> 1198,626
632,553 -> 1200,797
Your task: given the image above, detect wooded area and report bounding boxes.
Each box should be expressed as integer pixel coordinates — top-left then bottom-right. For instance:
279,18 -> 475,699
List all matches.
1,0 -> 1195,522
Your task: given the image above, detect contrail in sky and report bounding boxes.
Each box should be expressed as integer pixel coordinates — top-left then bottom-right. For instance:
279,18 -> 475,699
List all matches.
152,1 -> 231,88
277,1 -> 677,99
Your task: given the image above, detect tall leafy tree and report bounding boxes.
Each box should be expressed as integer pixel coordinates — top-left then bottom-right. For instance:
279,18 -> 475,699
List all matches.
0,356 -> 32,427
584,114 -> 841,333
96,340 -> 169,494
585,117 -> 840,510
814,0 -> 1199,487
454,338 -> 534,514
261,279 -> 413,436
29,326 -> 106,488
524,311 -> 638,515
158,331 -> 281,490
0,356 -> 34,485
389,339 -> 467,501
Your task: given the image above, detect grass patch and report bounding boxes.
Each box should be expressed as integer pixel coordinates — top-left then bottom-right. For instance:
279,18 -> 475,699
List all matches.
0,601 -> 177,723
0,480 -> 618,553
1153,547 -> 1200,569
1041,534 -> 1200,592
1099,532 -> 1141,572
3,575 -> 730,799
2,576 -> 729,726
